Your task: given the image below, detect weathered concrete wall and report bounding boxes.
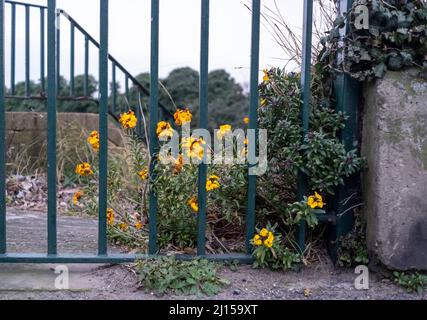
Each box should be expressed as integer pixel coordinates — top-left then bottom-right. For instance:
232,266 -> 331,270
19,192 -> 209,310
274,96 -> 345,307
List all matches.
362,68 -> 427,270
6,112 -> 125,167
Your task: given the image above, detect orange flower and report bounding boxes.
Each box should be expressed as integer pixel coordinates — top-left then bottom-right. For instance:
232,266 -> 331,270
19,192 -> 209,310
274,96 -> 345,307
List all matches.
156,121 -> 174,140
119,222 -> 129,232
182,137 -> 206,161
73,191 -> 83,205
188,197 -> 199,213
87,131 -> 100,151
107,208 -> 114,226
75,162 -> 94,177
139,168 -> 149,181
174,108 -> 192,127
135,221 -> 143,230
244,117 -> 249,125
173,154 -> 184,175
119,111 -> 137,129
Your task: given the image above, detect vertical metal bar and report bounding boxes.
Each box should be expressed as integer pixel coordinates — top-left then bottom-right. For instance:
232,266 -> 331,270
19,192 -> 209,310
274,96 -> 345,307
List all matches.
70,23 -> 75,96
0,0 -> 6,254
296,0 -> 313,253
56,11 -> 60,93
245,0 -> 261,253
40,8 -> 45,92
125,75 -> 129,109
148,0 -> 159,255
136,95 -> 142,135
98,0 -> 109,256
84,36 -> 89,96
10,3 -> 15,95
327,0 -> 361,262
47,0 -> 57,255
197,0 -> 210,256
25,5 -> 30,96
111,63 -> 116,113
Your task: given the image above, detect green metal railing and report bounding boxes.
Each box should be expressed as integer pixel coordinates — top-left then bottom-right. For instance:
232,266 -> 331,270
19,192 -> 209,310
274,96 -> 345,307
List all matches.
0,0 -> 358,264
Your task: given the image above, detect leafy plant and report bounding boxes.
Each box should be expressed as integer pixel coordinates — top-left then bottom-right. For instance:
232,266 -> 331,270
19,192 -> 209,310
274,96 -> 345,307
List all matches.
320,0 -> 427,81
337,214 -> 369,267
251,224 -> 300,271
136,257 -> 230,296
284,195 -> 326,228
393,271 -> 427,294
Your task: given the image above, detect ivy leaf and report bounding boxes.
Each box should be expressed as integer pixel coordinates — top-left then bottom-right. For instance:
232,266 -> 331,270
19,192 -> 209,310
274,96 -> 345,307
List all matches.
374,62 -> 387,78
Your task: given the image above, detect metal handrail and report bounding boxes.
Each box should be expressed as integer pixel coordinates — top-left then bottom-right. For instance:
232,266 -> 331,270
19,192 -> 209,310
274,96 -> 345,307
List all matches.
4,0 -> 174,120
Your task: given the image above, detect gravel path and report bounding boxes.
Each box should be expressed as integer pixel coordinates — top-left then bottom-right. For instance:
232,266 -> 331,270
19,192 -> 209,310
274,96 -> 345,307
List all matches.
0,209 -> 425,300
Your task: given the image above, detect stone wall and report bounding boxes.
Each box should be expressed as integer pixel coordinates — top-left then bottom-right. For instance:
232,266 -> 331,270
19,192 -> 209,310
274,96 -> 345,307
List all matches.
6,112 -> 125,169
362,68 -> 427,270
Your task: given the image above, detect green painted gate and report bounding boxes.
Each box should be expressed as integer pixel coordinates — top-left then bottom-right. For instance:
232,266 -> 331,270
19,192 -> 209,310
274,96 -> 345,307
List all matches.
0,0 -> 360,264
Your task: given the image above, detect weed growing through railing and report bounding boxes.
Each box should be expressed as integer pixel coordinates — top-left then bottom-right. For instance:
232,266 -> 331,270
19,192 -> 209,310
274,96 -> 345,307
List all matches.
136,257 -> 230,296
251,224 -> 300,271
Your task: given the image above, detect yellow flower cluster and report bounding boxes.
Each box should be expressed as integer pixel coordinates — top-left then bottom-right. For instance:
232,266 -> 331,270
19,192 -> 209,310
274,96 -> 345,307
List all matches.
119,111 -> 138,129
307,192 -> 324,209
157,121 -> 174,140
188,197 -> 199,213
182,137 -> 205,161
139,168 -> 149,181
107,208 -> 114,226
253,228 -> 274,248
206,175 -> 220,191
75,162 -> 94,177
87,131 -> 100,151
243,117 -> 249,125
174,108 -> 192,127
217,124 -> 232,140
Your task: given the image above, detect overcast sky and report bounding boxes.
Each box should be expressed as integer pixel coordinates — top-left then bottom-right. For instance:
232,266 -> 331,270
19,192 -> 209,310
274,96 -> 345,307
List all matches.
4,0 -> 308,90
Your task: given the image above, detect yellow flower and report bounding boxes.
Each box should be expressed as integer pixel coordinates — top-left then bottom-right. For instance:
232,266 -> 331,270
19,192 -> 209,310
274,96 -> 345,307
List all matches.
217,124 -> 232,140
263,69 -> 270,82
206,175 -> 220,191
139,168 -> 149,181
107,208 -> 114,226
119,222 -> 129,232
75,162 -> 94,177
264,233 -> 274,248
243,117 -> 249,125
87,131 -> 100,151
135,221 -> 143,230
173,154 -> 184,175
156,121 -> 174,140
260,98 -> 267,107
307,191 -> 324,209
174,108 -> 192,127
182,137 -> 206,161
119,111 -> 138,129
253,234 -> 262,246
188,197 -> 199,213
73,191 -> 83,205
259,228 -> 269,238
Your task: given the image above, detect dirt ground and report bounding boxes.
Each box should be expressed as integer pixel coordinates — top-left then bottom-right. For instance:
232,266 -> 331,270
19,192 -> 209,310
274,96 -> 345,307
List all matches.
0,209 -> 425,300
